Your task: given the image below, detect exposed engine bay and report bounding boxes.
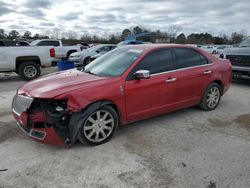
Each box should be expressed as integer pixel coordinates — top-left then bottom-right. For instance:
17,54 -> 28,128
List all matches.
27,98 -> 71,144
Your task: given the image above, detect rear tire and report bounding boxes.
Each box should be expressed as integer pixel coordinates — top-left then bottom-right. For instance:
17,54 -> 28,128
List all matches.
198,83 -> 221,111
18,62 -> 41,81
77,105 -> 118,146
67,51 -> 76,59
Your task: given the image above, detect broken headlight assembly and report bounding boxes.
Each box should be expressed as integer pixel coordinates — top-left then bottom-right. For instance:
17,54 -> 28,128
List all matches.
27,98 -> 70,129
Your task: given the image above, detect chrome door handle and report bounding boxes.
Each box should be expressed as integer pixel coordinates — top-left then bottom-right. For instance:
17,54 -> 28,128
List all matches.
203,70 -> 212,75
165,78 -> 177,83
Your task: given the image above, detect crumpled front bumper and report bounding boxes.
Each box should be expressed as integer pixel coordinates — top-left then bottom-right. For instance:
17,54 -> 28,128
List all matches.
12,111 -> 70,147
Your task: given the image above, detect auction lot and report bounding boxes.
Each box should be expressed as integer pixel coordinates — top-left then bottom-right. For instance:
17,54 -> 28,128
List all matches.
0,68 -> 250,188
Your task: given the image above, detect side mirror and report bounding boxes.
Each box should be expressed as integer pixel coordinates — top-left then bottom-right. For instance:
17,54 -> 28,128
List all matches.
134,70 -> 150,79
96,50 -> 101,53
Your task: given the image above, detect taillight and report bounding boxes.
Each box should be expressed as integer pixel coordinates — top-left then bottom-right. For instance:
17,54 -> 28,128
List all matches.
50,48 -> 55,57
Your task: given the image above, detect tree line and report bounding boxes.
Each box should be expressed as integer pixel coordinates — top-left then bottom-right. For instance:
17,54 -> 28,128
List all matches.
0,26 -> 248,45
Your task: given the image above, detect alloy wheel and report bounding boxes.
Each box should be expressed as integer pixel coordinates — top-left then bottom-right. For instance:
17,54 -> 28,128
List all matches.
206,86 -> 220,108
83,110 -> 115,143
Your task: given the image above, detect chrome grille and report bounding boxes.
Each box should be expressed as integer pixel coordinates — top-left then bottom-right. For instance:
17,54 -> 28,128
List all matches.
12,95 -> 34,116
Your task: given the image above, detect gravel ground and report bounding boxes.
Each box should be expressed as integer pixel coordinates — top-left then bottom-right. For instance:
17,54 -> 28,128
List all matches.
0,67 -> 250,188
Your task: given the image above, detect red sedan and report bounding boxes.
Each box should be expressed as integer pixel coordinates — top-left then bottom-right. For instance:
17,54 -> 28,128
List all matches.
12,44 -> 232,146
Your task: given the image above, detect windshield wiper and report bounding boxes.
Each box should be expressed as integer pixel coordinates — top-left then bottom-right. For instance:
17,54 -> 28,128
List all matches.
84,69 -> 96,75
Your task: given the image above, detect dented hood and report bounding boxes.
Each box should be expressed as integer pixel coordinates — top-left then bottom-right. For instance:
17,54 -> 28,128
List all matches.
18,69 -> 110,98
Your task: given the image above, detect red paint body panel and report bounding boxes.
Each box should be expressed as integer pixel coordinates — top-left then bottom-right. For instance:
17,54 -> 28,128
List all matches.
125,72 -> 177,121
31,127 -> 66,147
13,44 -> 232,146
13,112 -> 67,146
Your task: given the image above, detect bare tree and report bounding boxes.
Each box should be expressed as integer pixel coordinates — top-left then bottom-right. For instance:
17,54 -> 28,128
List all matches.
0,29 -> 5,39
62,30 -> 78,40
50,28 -> 61,39
168,25 -> 182,42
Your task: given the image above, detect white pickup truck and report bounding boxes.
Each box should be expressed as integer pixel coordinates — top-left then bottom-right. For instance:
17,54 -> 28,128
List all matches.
0,46 -> 55,80
220,37 -> 250,79
29,39 -> 83,59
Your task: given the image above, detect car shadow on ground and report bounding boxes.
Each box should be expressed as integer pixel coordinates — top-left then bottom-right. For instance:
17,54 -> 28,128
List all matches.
0,73 -> 22,82
116,107 -> 201,137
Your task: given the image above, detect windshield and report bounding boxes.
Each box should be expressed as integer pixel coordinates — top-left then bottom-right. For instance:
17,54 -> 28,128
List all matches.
30,40 -> 40,46
83,47 -> 144,77
86,45 -> 100,52
239,37 -> 250,47
117,41 -> 126,46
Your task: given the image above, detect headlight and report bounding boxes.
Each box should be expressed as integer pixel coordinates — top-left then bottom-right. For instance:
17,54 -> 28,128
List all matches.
30,98 -> 68,115
70,55 -> 81,58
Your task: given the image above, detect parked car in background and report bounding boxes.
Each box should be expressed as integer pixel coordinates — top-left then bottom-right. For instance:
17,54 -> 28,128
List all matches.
89,53 -> 102,62
69,44 -> 116,66
215,46 -> 226,54
0,40 -> 29,46
117,40 -> 145,46
12,44 -> 232,146
0,46 -> 55,80
17,41 -> 30,46
201,46 -> 217,54
30,39 -> 83,59
220,37 -> 250,79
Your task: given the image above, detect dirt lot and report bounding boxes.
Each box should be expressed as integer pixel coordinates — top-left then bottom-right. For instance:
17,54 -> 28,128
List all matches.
0,68 -> 250,188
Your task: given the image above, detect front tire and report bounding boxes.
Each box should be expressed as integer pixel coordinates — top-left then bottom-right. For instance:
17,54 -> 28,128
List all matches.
18,62 -> 41,81
77,105 -> 118,146
199,83 -> 222,111
84,57 -> 91,66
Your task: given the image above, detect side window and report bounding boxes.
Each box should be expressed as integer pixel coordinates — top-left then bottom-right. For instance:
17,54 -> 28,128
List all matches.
98,46 -> 110,52
50,41 -> 60,46
200,54 -> 209,65
127,49 -> 173,80
37,41 -> 47,46
37,41 -> 60,46
175,48 -> 208,69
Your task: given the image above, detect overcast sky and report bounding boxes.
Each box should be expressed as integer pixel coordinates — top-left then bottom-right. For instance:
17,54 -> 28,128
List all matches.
0,0 -> 249,37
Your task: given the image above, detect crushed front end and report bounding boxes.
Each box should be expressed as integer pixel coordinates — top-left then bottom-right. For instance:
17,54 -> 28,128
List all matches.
12,95 -> 71,146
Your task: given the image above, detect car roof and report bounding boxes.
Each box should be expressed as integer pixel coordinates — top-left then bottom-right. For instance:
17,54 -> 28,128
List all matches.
96,44 -> 116,47
119,43 -> 199,51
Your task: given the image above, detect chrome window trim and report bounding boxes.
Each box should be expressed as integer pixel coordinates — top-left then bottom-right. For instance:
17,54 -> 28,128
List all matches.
151,63 -> 213,77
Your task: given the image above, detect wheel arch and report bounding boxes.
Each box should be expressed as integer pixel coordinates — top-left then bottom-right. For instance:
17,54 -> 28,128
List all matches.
83,56 -> 91,64
67,50 -> 77,59
82,100 -> 122,122
211,80 -> 224,95
16,56 -> 41,70
69,99 -> 122,144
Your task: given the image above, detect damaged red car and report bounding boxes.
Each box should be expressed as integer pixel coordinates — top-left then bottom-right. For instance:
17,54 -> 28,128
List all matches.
12,44 -> 232,147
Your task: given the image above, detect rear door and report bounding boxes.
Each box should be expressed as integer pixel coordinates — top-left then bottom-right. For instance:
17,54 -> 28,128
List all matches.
125,49 -> 177,121
173,48 -> 212,106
